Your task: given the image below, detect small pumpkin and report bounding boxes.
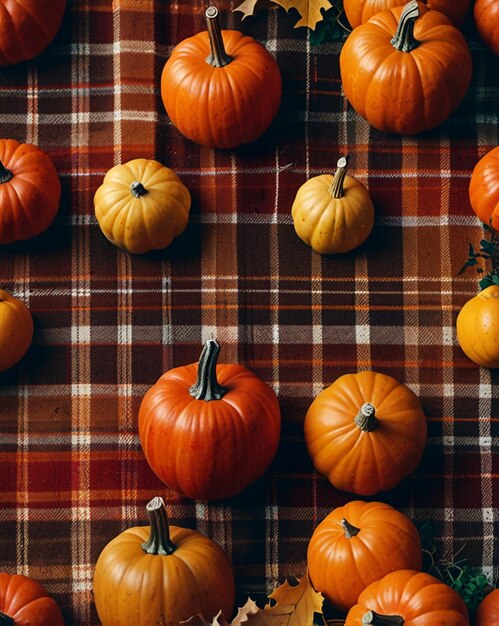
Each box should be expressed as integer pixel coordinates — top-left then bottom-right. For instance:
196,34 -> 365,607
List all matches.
476,588 -> 499,626
469,146 -> 499,233
307,501 -> 422,614
474,0 -> 499,55
93,496 -> 235,626
138,339 -> 281,501
291,157 -> 374,255
0,0 -> 66,66
304,371 -> 427,496
339,1 -> 472,135
0,289 -> 34,372
94,158 -> 191,254
0,572 -> 64,625
344,569 -> 470,626
0,139 -> 61,244
456,285 -> 499,368
161,6 -> 282,149
343,0 -> 471,28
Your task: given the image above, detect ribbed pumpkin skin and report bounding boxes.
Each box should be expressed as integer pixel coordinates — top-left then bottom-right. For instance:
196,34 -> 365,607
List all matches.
304,371 -> 427,496
345,570 -> 470,626
307,501 -> 422,613
474,0 -> 499,55
0,139 -> 61,244
476,589 -> 499,626
343,0 -> 471,28
469,146 -> 499,232
94,159 -> 191,254
93,525 -> 235,626
291,174 -> 374,254
0,572 -> 64,625
0,0 -> 66,65
456,285 -> 499,368
161,30 -> 282,149
339,5 -> 472,135
0,289 -> 34,372
138,362 -> 281,500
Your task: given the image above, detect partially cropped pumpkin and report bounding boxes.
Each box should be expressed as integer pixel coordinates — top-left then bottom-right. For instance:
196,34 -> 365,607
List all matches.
307,501 -> 422,614
474,0 -> 499,55
339,1 -> 472,135
0,572 -> 64,625
456,285 -> 499,368
161,6 -> 282,148
94,159 -> 191,254
93,496 -> 235,626
469,146 -> 499,233
476,588 -> 499,626
0,289 -> 34,372
345,570 -> 470,626
291,157 -> 374,255
0,139 -> 61,244
0,0 -> 66,66
139,339 -> 281,500
304,371 -> 427,496
343,0 -> 471,28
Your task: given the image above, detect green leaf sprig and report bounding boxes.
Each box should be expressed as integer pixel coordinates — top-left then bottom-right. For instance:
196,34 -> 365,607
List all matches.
310,1 -> 350,45
458,224 -> 499,289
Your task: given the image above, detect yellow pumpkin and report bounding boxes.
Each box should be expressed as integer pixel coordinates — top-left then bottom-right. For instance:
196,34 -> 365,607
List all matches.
0,289 -> 34,372
291,157 -> 374,254
456,284 -> 499,368
94,159 -> 191,254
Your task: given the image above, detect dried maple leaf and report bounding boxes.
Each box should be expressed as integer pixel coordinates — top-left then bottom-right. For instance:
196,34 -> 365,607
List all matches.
234,0 -> 334,29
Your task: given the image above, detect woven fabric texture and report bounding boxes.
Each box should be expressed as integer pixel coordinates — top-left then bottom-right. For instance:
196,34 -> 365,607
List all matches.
0,1 -> 498,624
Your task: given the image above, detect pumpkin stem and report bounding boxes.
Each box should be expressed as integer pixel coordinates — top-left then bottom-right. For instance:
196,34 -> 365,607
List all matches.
354,403 -> 378,432
362,610 -> 404,625
205,6 -> 233,68
0,160 -> 13,184
328,157 -> 348,199
189,339 -> 228,401
130,181 -> 148,198
341,518 -> 361,538
0,613 -> 14,626
141,496 -> 177,555
390,0 -> 420,53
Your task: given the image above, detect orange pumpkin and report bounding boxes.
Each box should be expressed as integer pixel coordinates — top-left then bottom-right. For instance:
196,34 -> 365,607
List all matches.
0,572 -> 64,625
345,570 -> 469,625
304,371 -> 427,496
456,285 -> 499,368
291,157 -> 375,255
339,1 -> 472,135
161,6 -> 282,148
0,289 -> 34,372
93,496 -> 235,626
138,339 -> 281,500
469,146 -> 499,233
474,0 -> 499,55
343,0 -> 471,28
0,0 -> 66,66
0,139 -> 61,244
476,589 -> 499,626
307,501 -> 422,613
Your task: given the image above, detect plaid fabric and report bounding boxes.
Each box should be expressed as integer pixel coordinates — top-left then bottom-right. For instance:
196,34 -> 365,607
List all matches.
0,1 -> 498,624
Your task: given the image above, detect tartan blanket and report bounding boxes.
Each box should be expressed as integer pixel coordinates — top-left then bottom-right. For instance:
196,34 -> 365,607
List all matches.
0,1 -> 498,624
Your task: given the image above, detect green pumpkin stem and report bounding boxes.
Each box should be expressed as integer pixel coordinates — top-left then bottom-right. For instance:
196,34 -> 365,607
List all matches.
362,610 -> 404,626
354,403 -> 378,432
190,339 -> 228,401
0,613 -> 14,626
141,496 -> 177,555
130,181 -> 148,198
391,0 -> 420,53
0,160 -> 13,184
205,6 -> 232,68
341,518 -> 361,538
328,157 -> 348,199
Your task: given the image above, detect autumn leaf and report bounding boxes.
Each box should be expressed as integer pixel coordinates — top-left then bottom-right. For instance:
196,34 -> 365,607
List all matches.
234,0 -> 334,30
233,0 -> 260,20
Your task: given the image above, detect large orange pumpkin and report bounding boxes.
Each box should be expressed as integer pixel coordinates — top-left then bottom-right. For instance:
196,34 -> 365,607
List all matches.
304,371 -> 427,496
138,339 -> 281,500
339,1 -> 472,135
161,6 -> 282,148
476,589 -> 499,626
456,285 -> 499,368
93,496 -> 235,626
345,570 -> 470,625
0,139 -> 61,244
0,289 -> 34,372
474,0 -> 499,55
0,0 -> 66,66
343,0 -> 471,28
0,572 -> 64,625
307,501 -> 422,613
469,146 -> 499,233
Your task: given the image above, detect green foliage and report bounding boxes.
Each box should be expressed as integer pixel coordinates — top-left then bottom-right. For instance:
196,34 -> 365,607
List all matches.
309,2 -> 349,45
459,225 -> 499,289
